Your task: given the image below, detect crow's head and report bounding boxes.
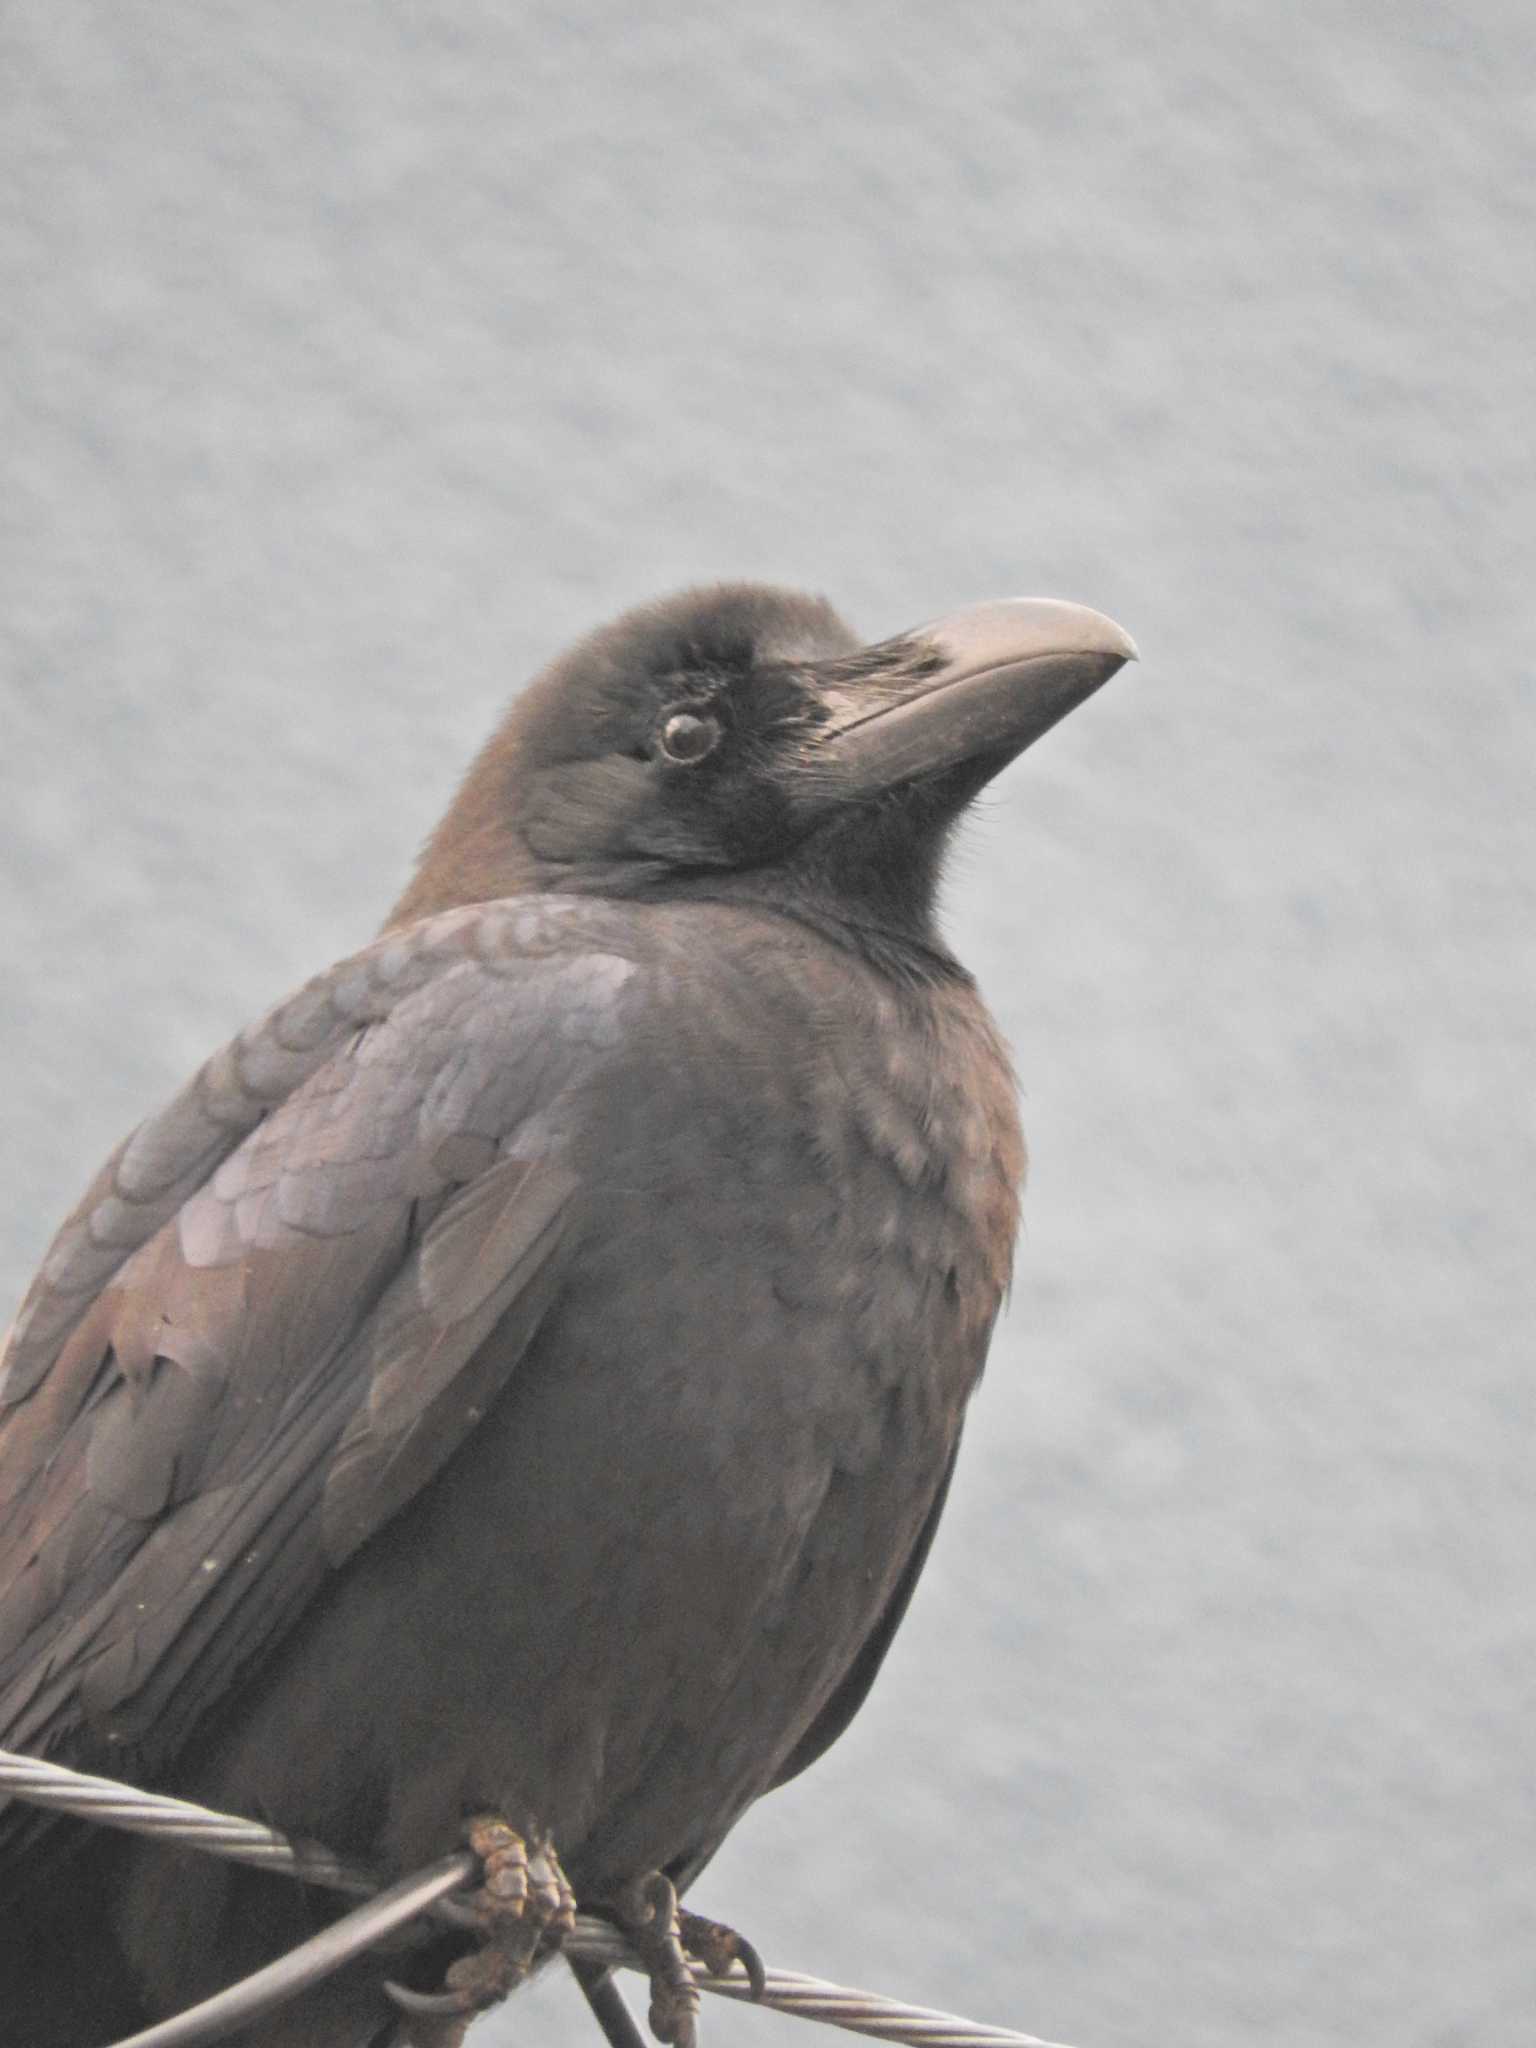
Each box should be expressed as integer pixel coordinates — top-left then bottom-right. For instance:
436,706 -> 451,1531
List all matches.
389,583 -> 1135,942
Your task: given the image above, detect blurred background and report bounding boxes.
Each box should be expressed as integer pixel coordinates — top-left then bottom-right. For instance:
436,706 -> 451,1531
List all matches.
3,5 -> 1533,2045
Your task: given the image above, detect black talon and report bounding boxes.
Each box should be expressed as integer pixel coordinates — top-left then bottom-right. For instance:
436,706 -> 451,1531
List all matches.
677,1909 -> 767,2001
431,1895 -> 492,1933
385,1978 -> 476,2017
734,1934 -> 767,2003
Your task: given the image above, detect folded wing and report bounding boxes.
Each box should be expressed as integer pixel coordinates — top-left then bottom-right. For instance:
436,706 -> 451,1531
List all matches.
0,900 -> 638,1850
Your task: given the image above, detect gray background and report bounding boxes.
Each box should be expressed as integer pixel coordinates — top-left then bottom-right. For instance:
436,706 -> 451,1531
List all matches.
2,5 -> 1533,2046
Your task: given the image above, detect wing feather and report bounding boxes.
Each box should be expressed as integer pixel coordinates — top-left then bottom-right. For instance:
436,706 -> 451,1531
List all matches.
0,900 -> 639,1849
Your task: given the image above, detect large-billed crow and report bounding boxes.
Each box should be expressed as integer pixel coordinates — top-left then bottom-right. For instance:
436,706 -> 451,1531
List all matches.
0,584 -> 1134,2046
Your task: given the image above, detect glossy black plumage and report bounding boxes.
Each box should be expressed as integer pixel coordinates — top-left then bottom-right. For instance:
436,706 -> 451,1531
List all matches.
0,583 -> 1132,2045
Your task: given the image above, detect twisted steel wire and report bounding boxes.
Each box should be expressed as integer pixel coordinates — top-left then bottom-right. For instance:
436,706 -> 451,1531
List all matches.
575,1924 -> 1078,2048
1,1746 -> 1077,2048
111,1856 -> 479,2048
0,1748 -> 375,1893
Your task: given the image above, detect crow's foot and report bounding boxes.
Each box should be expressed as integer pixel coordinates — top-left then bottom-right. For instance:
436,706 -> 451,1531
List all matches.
385,1817 -> 574,2047
611,1871 -> 699,2048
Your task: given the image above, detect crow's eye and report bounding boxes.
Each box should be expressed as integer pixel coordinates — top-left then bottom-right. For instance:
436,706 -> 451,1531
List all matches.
657,710 -> 722,764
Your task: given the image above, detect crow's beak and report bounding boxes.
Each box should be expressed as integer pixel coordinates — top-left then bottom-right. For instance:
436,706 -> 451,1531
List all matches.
815,597 -> 1137,802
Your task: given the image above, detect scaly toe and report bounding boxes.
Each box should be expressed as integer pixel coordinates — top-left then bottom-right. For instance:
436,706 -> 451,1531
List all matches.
386,1817 -> 573,2038
612,1871 -> 700,2048
528,1837 -> 578,1937
465,1815 -> 531,1916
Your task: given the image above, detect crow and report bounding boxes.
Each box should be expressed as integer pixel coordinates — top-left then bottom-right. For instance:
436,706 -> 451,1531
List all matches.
0,583 -> 1134,2046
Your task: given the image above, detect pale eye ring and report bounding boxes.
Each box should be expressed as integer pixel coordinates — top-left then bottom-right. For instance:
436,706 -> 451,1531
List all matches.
658,710 -> 721,764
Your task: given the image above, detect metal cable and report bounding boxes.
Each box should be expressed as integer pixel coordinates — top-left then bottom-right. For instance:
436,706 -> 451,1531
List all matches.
107,1854 -> 477,2048
1,1746 -> 1078,2048
570,1953 -> 657,2048
575,1927 -> 1078,2048
0,1749 -> 374,1893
